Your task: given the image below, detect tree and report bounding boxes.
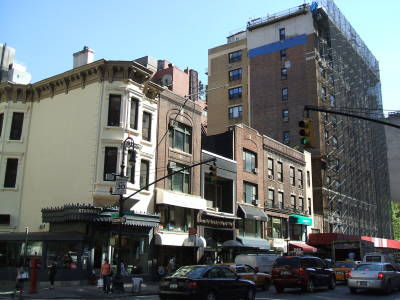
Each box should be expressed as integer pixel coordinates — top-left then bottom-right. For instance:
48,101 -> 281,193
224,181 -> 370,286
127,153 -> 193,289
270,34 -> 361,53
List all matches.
391,202 -> 400,240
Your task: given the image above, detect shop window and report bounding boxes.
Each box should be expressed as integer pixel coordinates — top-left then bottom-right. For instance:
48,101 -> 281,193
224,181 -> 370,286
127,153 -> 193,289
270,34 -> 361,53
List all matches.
46,241 -> 80,269
9,112 -> 24,140
239,219 -> 262,238
142,112 -> 152,141
290,224 -> 307,241
267,217 -> 288,238
243,149 -> 257,172
140,160 -> 150,190
107,94 -> 121,126
130,97 -> 139,130
169,162 -> 191,194
103,147 -> 118,181
169,121 -> 192,153
160,206 -> 194,232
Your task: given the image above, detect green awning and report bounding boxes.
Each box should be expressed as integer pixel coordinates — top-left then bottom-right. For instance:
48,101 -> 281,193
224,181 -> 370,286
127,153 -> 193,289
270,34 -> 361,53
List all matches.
289,214 -> 313,226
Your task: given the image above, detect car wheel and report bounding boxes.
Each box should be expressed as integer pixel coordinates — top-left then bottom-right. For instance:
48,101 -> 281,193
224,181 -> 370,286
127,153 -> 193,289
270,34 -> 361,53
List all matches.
385,280 -> 392,294
275,285 -> 284,293
328,276 -> 336,290
262,279 -> 270,291
206,290 -> 217,300
349,287 -> 357,294
247,288 -> 255,300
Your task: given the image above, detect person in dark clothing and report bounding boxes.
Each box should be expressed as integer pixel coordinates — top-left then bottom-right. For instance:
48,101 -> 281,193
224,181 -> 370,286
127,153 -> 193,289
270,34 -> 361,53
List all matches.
48,262 -> 57,289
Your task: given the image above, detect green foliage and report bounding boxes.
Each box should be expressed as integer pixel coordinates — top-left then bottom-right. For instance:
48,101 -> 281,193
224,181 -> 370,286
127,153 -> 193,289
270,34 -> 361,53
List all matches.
392,202 -> 400,240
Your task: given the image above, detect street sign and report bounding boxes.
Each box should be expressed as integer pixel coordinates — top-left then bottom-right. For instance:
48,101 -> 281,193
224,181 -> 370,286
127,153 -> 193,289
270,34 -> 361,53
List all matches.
111,217 -> 126,224
114,176 -> 128,195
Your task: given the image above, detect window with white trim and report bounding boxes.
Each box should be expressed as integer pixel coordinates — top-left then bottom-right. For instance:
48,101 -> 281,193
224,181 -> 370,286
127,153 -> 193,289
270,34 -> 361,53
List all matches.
9,112 -> 24,140
107,95 -> 121,126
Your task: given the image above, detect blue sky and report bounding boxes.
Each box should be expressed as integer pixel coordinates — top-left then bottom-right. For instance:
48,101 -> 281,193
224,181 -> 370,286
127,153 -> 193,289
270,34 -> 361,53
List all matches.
2,0 -> 399,112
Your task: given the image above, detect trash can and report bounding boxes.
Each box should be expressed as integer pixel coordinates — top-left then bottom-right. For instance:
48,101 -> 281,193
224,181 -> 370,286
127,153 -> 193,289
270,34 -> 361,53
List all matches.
131,277 -> 143,293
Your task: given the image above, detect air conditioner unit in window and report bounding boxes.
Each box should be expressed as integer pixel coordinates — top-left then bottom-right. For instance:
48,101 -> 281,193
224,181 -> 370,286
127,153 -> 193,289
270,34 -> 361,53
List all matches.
268,175 -> 274,180
252,168 -> 258,174
168,162 -> 177,169
252,199 -> 259,206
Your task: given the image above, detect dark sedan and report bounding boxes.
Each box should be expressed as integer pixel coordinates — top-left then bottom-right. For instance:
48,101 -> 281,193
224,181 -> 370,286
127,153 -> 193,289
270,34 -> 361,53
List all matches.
159,265 -> 256,300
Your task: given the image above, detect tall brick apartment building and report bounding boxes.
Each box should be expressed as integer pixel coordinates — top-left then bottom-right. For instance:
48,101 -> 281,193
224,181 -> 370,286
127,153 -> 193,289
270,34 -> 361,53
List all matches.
207,1 -> 391,237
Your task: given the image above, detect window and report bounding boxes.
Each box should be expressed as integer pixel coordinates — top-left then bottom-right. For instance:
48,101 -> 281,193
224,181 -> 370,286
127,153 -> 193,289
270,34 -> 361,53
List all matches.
140,160 -> 150,190
243,182 -> 257,204
267,158 -> 274,179
282,88 -> 288,100
281,68 -> 288,80
4,158 -> 18,188
283,131 -> 290,144
238,219 -> 262,238
308,198 -> 312,215
307,171 -> 311,187
229,50 -> 242,63
282,109 -> 289,122
104,147 -> 118,181
107,94 -> 121,126
228,105 -> 242,119
142,112 -> 152,141
130,97 -> 139,130
169,163 -> 191,193
290,195 -> 296,210
0,113 -> 3,137
278,192 -> 284,209
267,217 -> 288,238
267,189 -> 275,208
228,87 -> 242,99
279,28 -> 285,40
229,68 -> 242,81
298,170 -> 303,188
277,162 -> 283,182
280,49 -> 287,59
321,86 -> 327,101
290,166 -> 295,186
160,206 -> 195,232
127,150 -> 135,184
243,149 -> 257,172
169,121 -> 192,153
299,197 -> 304,211
9,112 -> 24,140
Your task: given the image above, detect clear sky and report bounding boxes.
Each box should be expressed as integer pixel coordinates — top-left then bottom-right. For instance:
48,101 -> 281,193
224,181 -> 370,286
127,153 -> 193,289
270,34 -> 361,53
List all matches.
2,0 -> 399,112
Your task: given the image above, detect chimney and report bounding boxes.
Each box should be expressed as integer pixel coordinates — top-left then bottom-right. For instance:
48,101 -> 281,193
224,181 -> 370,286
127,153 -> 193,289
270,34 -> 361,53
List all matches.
73,46 -> 94,68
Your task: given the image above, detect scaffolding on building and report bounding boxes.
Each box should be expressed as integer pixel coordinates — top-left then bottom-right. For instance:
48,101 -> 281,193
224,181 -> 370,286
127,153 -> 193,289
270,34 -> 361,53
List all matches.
312,0 -> 391,238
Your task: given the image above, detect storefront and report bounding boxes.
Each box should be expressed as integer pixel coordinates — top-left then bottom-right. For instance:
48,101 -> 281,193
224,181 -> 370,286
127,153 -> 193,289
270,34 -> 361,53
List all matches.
289,214 -> 312,242
0,204 -> 160,281
197,210 -> 237,263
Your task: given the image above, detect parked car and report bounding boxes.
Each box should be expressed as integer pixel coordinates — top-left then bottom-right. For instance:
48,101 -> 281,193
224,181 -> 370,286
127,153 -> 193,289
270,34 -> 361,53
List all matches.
333,261 -> 356,282
223,263 -> 272,290
348,263 -> 400,294
235,253 -> 279,274
159,265 -> 256,300
271,256 -> 336,293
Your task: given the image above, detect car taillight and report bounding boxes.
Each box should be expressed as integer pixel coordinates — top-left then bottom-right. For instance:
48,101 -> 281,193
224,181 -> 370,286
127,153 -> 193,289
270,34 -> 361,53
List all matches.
187,281 -> 198,289
377,273 -> 384,280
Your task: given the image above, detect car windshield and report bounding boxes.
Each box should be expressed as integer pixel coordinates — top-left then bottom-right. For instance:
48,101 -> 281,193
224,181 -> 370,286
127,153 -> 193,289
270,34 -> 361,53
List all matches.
170,266 -> 205,278
355,264 -> 383,271
274,257 -> 300,268
334,262 -> 355,268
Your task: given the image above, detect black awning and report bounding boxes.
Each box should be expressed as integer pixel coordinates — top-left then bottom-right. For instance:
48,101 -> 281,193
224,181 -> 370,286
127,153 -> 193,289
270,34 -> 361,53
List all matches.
238,204 -> 268,222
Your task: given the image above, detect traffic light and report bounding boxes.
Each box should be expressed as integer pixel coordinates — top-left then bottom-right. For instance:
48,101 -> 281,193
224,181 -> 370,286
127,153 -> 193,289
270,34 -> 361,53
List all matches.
298,118 -> 314,147
209,162 -> 217,183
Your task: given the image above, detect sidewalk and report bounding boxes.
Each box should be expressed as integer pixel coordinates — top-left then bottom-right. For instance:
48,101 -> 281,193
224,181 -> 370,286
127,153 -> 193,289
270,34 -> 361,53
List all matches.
0,281 -> 160,299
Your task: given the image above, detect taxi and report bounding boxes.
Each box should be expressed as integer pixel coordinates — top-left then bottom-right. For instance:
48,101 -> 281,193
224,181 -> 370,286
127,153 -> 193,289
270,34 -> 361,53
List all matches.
333,261 -> 356,282
223,263 -> 272,291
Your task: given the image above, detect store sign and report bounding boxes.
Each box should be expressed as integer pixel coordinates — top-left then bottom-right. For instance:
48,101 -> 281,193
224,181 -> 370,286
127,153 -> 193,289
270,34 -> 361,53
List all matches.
289,214 -> 312,226
198,214 -> 234,228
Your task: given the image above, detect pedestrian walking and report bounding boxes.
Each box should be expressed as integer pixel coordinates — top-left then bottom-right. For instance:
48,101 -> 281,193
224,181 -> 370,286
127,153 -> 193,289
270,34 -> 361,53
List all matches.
100,259 -> 111,293
15,265 -> 28,299
48,261 -> 57,289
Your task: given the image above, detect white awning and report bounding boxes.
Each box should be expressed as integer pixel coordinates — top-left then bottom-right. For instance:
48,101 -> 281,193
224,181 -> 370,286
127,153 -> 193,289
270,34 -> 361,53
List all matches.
155,232 -> 206,247
155,188 -> 207,210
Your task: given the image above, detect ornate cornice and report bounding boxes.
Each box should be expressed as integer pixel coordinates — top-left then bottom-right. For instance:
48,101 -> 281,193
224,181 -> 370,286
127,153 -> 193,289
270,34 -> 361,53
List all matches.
0,60 -> 163,103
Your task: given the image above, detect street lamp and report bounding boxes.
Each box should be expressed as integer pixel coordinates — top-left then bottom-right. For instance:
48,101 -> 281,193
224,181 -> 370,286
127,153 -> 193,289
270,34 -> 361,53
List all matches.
112,136 -> 136,293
